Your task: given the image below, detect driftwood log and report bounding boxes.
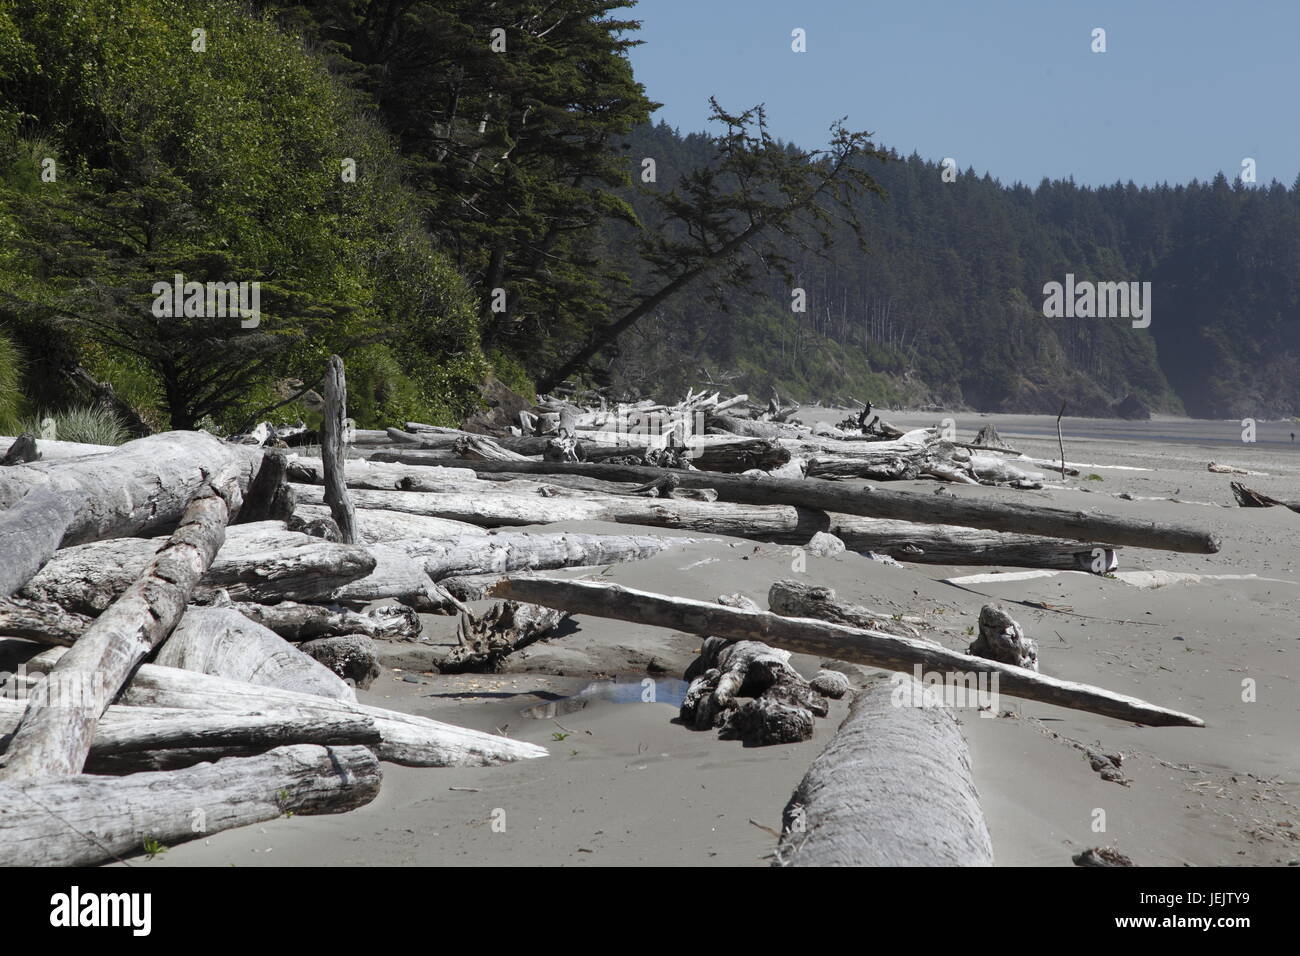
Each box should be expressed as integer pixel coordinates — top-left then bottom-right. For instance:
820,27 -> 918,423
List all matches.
21,523 -> 377,614
9,645 -> 549,767
488,577 -> 1205,727
775,679 -> 994,866
321,355 -> 358,543
295,484 -> 1114,571
0,596 -> 92,646
1230,481 -> 1300,513
155,606 -> 356,700
0,479 -> 237,780
0,744 -> 381,866
408,459 -> 1220,554
0,698 -> 379,769
0,431 -> 258,545
0,488 -> 83,597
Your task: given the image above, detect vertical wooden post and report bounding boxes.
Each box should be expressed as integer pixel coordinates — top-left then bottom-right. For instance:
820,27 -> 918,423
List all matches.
1055,400 -> 1068,480
322,355 -> 358,544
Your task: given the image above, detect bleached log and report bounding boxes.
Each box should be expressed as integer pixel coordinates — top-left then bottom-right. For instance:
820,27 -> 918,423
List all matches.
0,697 -> 379,764
156,606 -> 355,700
21,524 -> 376,613
0,489 -> 83,597
0,431 -> 258,546
294,503 -> 487,543
420,459 -> 1220,554
0,744 -> 381,866
8,645 -> 547,768
236,448 -> 295,523
775,679 -> 993,867
488,577 -> 1205,727
395,530 -> 712,581
0,479 -> 237,780
0,596 -> 92,646
295,484 -> 1111,570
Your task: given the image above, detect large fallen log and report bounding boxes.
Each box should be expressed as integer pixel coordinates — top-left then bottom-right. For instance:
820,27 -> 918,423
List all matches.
0,744 -> 381,866
294,503 -> 486,544
0,595 -> 92,646
775,679 -> 994,866
0,698 -> 379,769
488,577 -> 1205,727
0,489 -> 83,596
8,644 -> 549,767
295,484 -> 1112,570
0,479 -> 237,780
0,431 -> 258,545
155,606 -> 356,700
392,530 -> 716,581
405,459 -> 1220,553
21,524 -> 377,614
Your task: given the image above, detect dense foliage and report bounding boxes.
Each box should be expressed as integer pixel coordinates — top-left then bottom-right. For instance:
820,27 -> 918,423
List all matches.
1,1 -> 1295,428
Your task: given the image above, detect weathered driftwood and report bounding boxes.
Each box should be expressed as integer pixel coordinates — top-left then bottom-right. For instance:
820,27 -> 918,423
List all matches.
438,602 -> 569,673
968,605 -> 1039,670
155,606 -> 356,700
294,502 -> 485,543
236,448 -> 295,523
0,698 -> 379,763
0,595 -> 92,646
326,543 -> 446,609
775,679 -> 994,866
0,488 -> 83,597
322,355 -> 358,544
488,577 -> 1205,727
768,579 -> 929,641
296,484 -> 1111,570
393,530 -> 715,581
1230,481 -> 1300,513
22,525 -> 376,614
681,636 -> 832,745
0,744 -> 381,866
299,635 -> 381,688
0,479 -> 237,780
0,430 -> 258,546
425,460 -> 1220,554
224,598 -> 421,643
12,645 -> 549,767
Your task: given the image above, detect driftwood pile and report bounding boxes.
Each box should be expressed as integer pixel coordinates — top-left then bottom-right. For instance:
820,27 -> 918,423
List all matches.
0,369 -> 1221,866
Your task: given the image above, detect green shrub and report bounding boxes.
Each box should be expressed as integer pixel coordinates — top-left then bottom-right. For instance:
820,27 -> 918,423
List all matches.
19,404 -> 129,445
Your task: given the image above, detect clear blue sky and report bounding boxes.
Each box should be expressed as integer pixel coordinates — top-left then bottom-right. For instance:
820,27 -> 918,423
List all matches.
625,0 -> 1300,187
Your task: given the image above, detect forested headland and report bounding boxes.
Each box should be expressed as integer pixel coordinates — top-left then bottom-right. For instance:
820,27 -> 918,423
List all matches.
2,0 -> 1296,440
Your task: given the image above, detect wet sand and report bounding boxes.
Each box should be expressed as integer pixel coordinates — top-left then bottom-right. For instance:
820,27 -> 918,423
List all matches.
150,410 -> 1300,867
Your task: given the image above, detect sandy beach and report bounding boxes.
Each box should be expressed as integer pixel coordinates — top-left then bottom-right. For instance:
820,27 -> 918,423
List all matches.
147,410 -> 1300,867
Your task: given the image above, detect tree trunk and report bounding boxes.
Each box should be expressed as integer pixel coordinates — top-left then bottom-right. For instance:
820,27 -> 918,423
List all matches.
0,596 -> 93,646
0,744 -> 381,866
775,679 -> 993,866
322,355 -> 358,544
487,577 -> 1205,727
0,479 -> 237,780
0,431 -> 258,545
409,459 -> 1220,553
